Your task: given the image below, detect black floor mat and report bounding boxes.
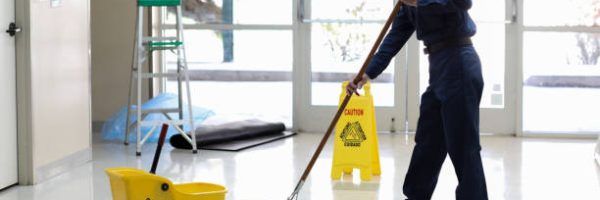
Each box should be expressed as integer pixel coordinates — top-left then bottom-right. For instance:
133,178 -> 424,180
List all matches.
199,131 -> 296,151
170,119 -> 295,151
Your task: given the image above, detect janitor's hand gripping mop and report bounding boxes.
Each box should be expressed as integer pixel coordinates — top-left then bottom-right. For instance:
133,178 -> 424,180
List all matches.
287,2 -> 404,200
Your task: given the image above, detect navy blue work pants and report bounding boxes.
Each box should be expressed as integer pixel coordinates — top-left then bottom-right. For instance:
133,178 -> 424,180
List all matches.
403,46 -> 488,200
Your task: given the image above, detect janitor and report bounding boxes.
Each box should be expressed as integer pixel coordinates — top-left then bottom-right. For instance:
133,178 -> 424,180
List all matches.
346,0 -> 488,199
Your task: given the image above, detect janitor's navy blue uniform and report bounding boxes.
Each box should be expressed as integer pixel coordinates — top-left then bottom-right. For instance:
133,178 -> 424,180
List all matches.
365,1 -> 488,199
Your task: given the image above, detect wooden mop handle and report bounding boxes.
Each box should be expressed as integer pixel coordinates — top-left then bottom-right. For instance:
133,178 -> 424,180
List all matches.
352,3 -> 403,85
288,2 -> 404,199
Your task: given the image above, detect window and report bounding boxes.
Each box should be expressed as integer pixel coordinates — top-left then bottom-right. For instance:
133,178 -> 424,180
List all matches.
524,0 -> 600,27
159,0 -> 294,126
522,0 -> 600,133
419,0 -> 506,108
164,0 -> 292,25
310,0 -> 395,106
522,32 -> 600,133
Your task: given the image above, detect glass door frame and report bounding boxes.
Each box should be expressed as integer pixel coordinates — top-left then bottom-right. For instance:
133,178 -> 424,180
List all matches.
293,0 -> 408,133
296,0 -> 520,135
153,6 -> 295,93
152,0 -> 522,135
403,0 -> 520,135
152,2 -> 296,126
517,0 -> 600,137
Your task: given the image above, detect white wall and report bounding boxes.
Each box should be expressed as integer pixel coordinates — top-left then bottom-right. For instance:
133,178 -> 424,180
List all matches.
17,0 -> 92,184
30,0 -> 91,169
91,0 -> 149,123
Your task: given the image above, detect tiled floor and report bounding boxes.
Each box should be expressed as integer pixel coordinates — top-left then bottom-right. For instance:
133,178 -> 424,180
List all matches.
0,133 -> 599,200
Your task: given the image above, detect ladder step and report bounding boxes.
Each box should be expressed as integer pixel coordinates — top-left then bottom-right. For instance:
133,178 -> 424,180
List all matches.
146,41 -> 183,47
147,46 -> 181,51
138,0 -> 180,7
135,72 -> 183,79
140,120 -> 186,126
130,107 -> 181,114
143,37 -> 177,42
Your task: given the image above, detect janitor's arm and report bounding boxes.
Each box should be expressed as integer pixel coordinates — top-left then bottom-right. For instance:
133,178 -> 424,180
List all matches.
365,6 -> 415,80
417,0 -> 472,14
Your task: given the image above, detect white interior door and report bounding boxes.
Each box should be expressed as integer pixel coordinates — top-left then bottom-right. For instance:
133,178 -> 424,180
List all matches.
0,0 -> 18,190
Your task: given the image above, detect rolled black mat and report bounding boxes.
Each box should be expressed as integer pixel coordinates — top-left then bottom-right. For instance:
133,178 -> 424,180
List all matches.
169,119 -> 286,149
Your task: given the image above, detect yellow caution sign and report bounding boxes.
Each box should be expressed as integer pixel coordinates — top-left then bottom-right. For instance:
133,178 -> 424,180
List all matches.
331,81 -> 381,181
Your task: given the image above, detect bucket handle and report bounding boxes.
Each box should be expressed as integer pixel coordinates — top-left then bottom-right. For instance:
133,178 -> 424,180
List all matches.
150,124 -> 169,174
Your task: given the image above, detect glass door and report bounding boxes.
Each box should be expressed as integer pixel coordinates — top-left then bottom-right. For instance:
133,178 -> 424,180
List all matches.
157,0 -> 295,127
407,0 -> 517,134
295,0 -> 406,133
520,0 -> 600,136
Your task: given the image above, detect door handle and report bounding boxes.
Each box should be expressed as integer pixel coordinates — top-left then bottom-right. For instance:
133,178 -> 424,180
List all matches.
5,23 -> 21,37
509,0 -> 517,24
297,0 -> 305,23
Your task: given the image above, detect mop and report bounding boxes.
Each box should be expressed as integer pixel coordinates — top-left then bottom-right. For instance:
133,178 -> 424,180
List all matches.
287,2 -> 404,200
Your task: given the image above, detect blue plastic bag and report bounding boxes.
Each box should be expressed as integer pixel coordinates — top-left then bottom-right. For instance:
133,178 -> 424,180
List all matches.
101,93 -> 215,143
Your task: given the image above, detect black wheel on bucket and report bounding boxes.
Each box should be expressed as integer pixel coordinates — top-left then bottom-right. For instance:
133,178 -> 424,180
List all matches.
136,152 -> 141,156
124,141 -> 129,146
192,150 -> 198,154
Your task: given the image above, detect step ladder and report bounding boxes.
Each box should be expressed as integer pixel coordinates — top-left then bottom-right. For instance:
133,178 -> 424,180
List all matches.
124,0 -> 197,155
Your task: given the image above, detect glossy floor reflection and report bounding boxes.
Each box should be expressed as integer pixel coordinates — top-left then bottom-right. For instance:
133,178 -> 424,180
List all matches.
0,133 -> 599,200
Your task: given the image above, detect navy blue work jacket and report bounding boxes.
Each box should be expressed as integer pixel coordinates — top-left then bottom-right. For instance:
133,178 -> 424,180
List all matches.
366,0 -> 476,79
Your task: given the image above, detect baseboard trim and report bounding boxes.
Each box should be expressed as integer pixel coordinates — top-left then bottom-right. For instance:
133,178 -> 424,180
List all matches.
33,148 -> 92,184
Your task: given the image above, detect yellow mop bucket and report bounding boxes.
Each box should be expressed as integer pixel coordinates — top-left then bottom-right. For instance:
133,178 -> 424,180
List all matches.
331,81 -> 381,181
106,124 -> 227,200
105,168 -> 226,200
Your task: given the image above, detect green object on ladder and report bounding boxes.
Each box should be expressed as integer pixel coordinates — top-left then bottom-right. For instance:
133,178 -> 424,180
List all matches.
138,0 -> 180,7
147,41 -> 183,47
